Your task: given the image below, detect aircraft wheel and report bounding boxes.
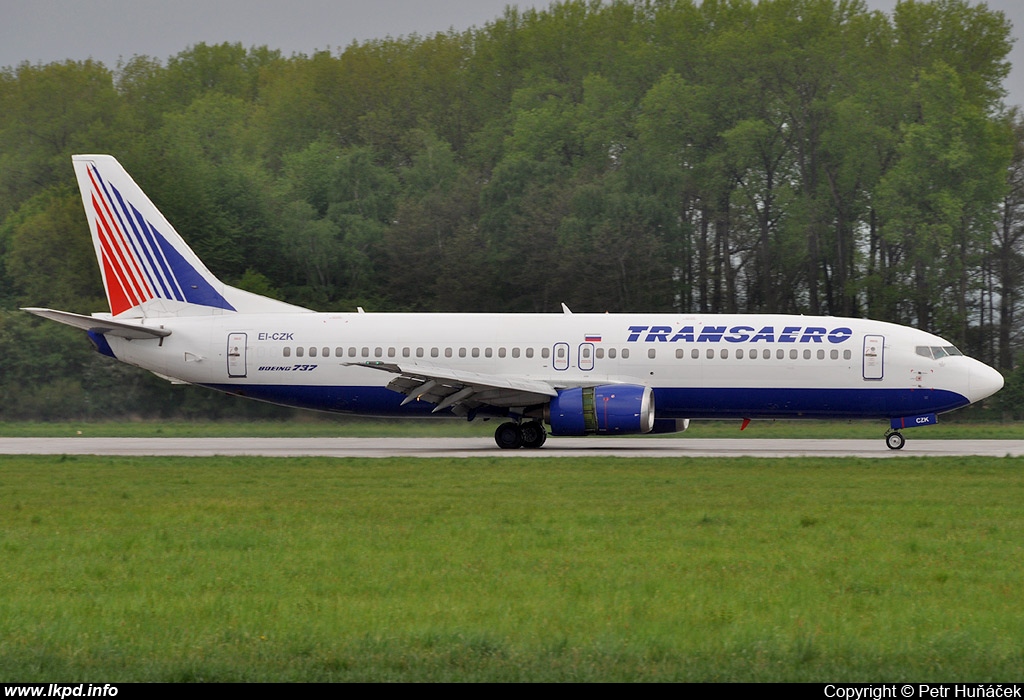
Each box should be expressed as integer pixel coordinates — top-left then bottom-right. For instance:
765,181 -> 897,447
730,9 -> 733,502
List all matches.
520,421 -> 547,449
885,432 -> 905,450
495,422 -> 523,449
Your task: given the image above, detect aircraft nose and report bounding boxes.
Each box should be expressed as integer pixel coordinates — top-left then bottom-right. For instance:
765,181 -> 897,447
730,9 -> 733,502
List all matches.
969,361 -> 1004,403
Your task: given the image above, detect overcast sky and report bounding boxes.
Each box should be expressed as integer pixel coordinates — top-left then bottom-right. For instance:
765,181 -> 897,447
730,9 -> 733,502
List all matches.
2,0 -> 1022,107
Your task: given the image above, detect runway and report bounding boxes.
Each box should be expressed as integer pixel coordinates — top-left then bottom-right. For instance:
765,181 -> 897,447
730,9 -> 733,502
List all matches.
2,437 -> 1024,458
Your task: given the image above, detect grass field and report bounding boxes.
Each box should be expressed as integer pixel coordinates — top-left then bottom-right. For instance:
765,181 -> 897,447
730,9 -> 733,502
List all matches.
0,416 -> 1021,439
2,454 -> 1023,681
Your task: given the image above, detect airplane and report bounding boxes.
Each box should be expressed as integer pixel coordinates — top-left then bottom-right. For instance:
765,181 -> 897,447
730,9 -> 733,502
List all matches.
23,155 -> 1004,450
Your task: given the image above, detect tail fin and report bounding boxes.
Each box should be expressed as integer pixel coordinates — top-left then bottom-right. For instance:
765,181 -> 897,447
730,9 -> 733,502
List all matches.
72,154 -> 309,317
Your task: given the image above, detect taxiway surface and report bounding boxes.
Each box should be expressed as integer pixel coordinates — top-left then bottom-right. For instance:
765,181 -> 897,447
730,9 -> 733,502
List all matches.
2,437 -> 1023,458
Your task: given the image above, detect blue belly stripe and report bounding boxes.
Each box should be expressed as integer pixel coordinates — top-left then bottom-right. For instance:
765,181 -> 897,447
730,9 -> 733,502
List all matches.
201,384 -> 970,420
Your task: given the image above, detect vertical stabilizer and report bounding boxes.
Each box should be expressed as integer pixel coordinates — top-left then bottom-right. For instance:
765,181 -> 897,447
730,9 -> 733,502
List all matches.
72,154 -> 309,317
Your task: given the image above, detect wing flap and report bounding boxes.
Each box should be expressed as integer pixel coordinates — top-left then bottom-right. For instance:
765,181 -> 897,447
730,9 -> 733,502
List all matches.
349,360 -> 557,412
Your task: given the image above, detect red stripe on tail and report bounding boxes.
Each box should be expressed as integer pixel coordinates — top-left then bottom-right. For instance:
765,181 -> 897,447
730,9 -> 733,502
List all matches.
91,193 -> 155,313
87,168 -> 153,309
101,249 -> 134,315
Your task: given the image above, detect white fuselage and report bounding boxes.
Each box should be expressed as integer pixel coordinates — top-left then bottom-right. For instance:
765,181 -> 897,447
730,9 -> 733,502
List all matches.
100,311 -> 1002,421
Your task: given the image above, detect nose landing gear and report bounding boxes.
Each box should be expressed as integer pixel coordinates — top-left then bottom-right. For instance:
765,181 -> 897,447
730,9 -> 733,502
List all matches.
885,431 -> 905,450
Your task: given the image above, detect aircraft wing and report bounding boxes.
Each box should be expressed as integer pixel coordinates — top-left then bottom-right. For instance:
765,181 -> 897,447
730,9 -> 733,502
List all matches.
349,361 -> 557,414
21,308 -> 171,339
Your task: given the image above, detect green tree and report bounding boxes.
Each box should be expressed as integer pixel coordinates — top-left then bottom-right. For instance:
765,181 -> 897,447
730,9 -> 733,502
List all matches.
0,60 -> 122,219
876,63 -> 1011,345
1,185 -> 103,311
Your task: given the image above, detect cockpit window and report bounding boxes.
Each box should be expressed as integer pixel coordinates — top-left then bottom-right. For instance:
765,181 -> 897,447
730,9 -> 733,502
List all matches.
916,345 -> 964,360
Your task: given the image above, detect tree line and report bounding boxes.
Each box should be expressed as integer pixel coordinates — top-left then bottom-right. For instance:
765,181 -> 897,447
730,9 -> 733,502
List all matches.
2,0 -> 1023,420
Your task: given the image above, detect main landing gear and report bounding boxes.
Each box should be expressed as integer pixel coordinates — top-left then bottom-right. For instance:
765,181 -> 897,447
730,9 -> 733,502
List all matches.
885,431 -> 906,450
494,420 -> 548,449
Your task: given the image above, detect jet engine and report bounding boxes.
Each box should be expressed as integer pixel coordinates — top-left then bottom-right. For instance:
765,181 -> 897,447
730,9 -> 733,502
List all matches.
546,385 -> 655,436
651,418 -> 690,434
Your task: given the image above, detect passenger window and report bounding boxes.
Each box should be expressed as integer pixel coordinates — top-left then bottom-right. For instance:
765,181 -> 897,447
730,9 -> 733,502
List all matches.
499,348 -> 507,358
608,348 -> 617,359
283,347 -> 291,357
790,349 -> 797,360
416,348 -> 424,358
297,347 -> 304,358
706,349 -> 714,359
763,349 -> 771,359
485,348 -> 493,358
676,349 -> 685,359
737,349 -> 744,359
817,349 -> 825,360
720,349 -> 728,359
361,347 -> 369,357
431,348 -> 439,358
472,348 -> 480,358
322,347 -> 329,357
649,349 -> 657,359
388,347 -> 396,358
542,348 -> 550,359
445,348 -> 452,358
403,347 -> 411,358
622,349 -> 629,359
776,349 -> 785,359
526,348 -> 534,358
335,347 -> 343,357
375,347 -> 383,358
831,349 -> 839,360
692,349 -> 699,359
459,348 -> 466,358
512,348 -> 521,358
348,347 -> 357,358
803,349 -> 811,359
843,350 -> 852,360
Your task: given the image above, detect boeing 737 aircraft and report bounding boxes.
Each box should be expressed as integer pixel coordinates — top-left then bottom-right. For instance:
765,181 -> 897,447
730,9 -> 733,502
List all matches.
24,155 -> 1004,449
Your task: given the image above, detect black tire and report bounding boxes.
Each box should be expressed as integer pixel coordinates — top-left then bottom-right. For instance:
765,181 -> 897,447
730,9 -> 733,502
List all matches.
886,432 -> 905,450
495,422 -> 523,449
520,421 -> 548,449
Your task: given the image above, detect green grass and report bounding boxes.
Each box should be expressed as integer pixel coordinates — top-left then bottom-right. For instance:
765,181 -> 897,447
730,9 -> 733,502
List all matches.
0,416 -> 1021,438
2,455 -> 1023,680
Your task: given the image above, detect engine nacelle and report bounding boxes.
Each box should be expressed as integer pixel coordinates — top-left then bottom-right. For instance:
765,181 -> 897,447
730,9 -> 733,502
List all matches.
546,385 -> 655,436
651,418 -> 689,434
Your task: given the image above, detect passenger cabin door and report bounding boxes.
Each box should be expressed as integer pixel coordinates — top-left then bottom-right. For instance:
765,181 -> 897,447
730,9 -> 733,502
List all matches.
227,333 -> 247,378
863,334 -> 884,380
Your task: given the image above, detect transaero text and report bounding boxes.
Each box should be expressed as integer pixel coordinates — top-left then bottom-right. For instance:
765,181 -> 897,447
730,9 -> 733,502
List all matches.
627,325 -> 853,343
824,685 -> 1022,699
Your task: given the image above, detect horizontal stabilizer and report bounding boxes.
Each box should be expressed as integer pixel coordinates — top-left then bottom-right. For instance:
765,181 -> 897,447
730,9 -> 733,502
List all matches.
22,307 -> 170,339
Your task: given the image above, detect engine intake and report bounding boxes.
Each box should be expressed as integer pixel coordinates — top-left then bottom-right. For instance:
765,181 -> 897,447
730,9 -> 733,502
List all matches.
547,385 -> 655,436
